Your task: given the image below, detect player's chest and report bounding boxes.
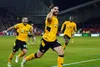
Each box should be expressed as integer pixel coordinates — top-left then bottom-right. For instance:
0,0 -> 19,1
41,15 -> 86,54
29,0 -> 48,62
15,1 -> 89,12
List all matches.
18,26 -> 30,33
47,24 -> 58,29
47,20 -> 58,27
66,23 -> 73,29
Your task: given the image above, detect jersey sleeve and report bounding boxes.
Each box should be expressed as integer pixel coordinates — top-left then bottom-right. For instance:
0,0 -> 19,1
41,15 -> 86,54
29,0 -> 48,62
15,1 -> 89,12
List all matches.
14,24 -> 20,29
74,23 -> 77,32
29,26 -> 33,32
61,21 -> 66,31
73,23 -> 77,32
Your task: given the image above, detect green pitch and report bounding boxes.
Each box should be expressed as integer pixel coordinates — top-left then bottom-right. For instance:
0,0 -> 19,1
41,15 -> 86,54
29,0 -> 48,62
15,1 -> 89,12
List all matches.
0,36 -> 100,67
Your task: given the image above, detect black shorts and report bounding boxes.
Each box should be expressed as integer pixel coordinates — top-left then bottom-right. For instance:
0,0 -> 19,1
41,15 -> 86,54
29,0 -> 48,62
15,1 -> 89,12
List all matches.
39,38 -> 61,53
64,35 -> 71,41
13,39 -> 27,52
28,34 -> 33,38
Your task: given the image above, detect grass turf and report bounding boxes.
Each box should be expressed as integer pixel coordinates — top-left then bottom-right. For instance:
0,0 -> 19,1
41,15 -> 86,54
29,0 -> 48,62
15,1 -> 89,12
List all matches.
0,36 -> 100,67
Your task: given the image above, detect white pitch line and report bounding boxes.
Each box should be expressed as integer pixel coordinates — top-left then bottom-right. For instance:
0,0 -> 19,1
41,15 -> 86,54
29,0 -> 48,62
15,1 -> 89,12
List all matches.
52,58 -> 100,67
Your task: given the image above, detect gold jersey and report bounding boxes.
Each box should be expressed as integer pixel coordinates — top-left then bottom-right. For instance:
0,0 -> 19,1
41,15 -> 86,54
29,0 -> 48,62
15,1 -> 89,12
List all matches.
61,21 -> 77,37
14,23 -> 32,42
43,16 -> 58,42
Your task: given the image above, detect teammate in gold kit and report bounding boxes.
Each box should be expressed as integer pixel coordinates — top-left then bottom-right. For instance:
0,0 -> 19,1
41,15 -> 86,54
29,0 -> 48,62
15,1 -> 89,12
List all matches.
60,16 -> 77,49
21,6 -> 64,67
4,17 -> 34,67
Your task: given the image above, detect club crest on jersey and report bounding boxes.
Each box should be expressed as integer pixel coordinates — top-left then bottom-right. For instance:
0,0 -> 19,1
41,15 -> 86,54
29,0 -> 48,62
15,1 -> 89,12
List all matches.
54,24 -> 58,28
21,29 -> 24,33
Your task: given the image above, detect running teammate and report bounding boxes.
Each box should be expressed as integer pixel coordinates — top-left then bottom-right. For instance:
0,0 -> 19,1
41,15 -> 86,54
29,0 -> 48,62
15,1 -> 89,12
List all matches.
5,17 -> 34,67
60,16 -> 77,49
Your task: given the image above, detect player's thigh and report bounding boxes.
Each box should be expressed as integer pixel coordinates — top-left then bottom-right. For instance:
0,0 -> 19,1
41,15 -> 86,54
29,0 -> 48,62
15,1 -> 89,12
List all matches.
39,39 -> 50,53
64,35 -> 71,42
13,39 -> 20,52
51,40 -> 64,55
54,46 -> 64,55
20,41 -> 27,53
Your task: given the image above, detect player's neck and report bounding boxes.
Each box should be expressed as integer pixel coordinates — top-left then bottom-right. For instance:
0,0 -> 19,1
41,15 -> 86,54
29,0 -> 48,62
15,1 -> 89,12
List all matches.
23,23 -> 27,26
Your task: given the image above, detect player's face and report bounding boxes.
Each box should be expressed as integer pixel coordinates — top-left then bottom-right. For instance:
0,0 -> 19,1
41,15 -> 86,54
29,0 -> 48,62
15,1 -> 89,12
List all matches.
53,7 -> 59,16
22,17 -> 28,24
69,16 -> 74,22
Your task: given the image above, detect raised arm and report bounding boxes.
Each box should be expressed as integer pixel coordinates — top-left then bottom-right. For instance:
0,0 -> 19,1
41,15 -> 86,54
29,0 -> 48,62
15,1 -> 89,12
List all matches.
46,8 -> 55,23
4,24 -> 19,33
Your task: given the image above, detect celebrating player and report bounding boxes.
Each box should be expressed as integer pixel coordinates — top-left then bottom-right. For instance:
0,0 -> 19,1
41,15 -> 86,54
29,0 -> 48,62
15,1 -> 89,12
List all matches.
21,6 -> 64,67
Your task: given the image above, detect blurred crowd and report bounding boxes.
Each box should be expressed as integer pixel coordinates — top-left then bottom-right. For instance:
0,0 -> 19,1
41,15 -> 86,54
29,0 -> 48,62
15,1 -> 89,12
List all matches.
0,8 -> 43,36
79,18 -> 100,33
0,16 -> 17,32
0,8 -> 100,35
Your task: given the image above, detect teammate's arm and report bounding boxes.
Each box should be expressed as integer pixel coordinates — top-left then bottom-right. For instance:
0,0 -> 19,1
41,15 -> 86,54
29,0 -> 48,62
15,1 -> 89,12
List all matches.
60,22 -> 66,33
4,24 -> 19,33
6,26 -> 14,32
74,23 -> 77,33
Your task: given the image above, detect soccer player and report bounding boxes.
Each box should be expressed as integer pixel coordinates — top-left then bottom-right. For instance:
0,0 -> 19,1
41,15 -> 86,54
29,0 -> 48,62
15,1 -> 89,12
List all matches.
60,16 -> 77,49
4,17 -> 34,67
27,23 -> 36,45
21,6 -> 64,67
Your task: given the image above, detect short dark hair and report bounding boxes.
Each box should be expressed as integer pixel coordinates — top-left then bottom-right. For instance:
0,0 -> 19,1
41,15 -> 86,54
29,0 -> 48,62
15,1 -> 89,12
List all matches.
49,5 -> 58,12
22,17 -> 28,19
